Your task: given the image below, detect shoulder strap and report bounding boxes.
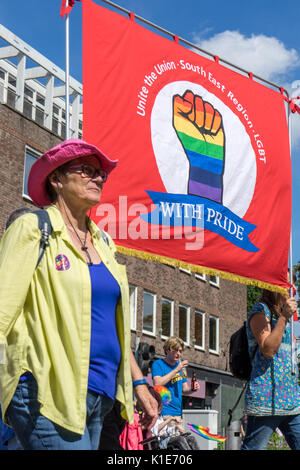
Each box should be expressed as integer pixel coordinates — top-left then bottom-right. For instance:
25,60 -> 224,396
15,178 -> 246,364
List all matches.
227,381 -> 247,427
32,210 -> 53,268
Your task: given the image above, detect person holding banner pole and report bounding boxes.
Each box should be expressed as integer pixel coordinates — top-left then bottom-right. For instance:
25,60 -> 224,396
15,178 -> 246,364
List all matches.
242,285 -> 300,450
0,139 -> 157,450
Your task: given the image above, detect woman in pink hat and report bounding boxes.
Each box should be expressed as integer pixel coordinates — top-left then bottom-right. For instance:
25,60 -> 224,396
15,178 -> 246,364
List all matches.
0,139 -> 157,450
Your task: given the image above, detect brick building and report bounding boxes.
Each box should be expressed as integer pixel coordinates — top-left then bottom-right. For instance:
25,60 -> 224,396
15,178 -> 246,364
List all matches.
0,25 -> 247,431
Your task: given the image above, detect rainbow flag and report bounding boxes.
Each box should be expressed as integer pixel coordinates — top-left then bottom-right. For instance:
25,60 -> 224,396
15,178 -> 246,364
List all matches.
187,423 -> 227,442
173,91 -> 224,204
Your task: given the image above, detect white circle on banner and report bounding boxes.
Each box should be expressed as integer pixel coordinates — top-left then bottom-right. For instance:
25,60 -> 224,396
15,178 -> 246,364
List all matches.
150,81 -> 256,218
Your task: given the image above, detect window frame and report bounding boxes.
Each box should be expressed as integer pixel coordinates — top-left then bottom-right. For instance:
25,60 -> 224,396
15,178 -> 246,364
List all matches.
209,314 -> 219,354
161,297 -> 174,339
23,84 -> 34,120
209,275 -> 220,288
142,290 -> 156,336
7,73 -> 17,108
194,309 -> 205,350
23,146 -> 41,200
179,267 -> 191,275
178,303 -> 190,346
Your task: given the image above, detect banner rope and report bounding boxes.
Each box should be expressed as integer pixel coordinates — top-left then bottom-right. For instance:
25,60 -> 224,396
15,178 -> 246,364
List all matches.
115,245 -> 288,294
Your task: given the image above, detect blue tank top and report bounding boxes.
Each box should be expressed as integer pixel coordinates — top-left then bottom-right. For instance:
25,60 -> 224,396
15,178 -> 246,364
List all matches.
88,262 -> 121,399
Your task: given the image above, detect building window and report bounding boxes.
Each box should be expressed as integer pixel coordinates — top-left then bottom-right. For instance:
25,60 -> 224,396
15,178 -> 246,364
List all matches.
23,147 -> 41,198
179,267 -> 191,274
23,85 -> 34,119
35,106 -> 45,126
209,315 -> 219,353
23,86 -> 45,126
52,104 -> 60,135
209,275 -> 220,287
36,93 -> 45,107
78,120 -> 83,139
7,74 -> 16,108
179,304 -> 190,345
142,291 -> 156,335
194,310 -> 205,349
161,297 -> 174,338
129,285 -> 137,331
61,122 -> 66,139
0,68 -> 5,103
195,272 -> 206,281
35,94 -> 45,126
52,103 -> 67,138
52,116 -> 59,135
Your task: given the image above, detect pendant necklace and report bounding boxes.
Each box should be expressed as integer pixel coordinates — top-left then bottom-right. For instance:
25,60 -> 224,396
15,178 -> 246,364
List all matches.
66,216 -> 93,266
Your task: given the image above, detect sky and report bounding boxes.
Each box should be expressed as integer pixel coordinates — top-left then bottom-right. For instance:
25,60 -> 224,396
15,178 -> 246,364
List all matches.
1,0 -> 300,275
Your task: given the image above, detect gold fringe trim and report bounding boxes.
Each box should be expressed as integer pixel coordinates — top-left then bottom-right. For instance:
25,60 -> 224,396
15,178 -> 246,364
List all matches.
115,245 -> 288,294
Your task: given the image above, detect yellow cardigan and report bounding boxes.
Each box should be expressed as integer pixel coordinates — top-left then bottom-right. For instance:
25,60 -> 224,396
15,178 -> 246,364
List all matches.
0,205 -> 133,434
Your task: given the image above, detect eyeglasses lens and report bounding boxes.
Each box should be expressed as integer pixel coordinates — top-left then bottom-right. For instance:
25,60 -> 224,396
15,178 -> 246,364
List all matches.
66,164 -> 107,181
83,165 -> 107,181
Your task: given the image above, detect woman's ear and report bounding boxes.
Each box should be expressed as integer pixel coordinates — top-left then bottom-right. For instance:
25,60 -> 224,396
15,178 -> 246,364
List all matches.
49,171 -> 62,189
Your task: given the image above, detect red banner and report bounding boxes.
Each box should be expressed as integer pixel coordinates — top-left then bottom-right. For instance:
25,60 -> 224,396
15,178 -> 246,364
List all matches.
82,0 -> 291,292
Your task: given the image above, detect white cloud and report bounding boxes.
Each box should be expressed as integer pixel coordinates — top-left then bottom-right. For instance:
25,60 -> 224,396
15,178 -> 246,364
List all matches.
192,30 -> 299,82
192,30 -> 300,148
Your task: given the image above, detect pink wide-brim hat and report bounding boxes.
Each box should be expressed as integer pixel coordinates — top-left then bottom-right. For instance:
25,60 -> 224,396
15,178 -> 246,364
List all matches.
28,139 -> 118,207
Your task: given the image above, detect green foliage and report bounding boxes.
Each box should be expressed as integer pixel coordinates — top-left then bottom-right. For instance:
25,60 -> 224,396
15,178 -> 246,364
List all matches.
247,285 -> 261,314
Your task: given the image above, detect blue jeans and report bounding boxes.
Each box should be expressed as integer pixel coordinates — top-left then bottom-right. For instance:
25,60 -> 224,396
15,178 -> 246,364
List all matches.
6,378 -> 113,450
241,414 -> 300,450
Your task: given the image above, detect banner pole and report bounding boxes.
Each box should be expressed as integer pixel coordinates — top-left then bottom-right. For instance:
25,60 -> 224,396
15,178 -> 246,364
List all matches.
288,104 -> 296,374
65,0 -> 70,139
290,241 -> 295,375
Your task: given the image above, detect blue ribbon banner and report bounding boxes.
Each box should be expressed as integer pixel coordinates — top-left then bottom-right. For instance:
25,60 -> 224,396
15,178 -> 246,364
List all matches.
140,191 -> 259,252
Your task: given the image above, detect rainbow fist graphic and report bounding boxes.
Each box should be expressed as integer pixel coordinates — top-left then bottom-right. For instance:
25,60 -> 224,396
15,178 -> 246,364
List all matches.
173,90 -> 225,203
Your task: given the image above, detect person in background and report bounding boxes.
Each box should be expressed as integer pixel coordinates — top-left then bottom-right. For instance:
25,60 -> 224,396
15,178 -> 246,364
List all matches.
145,386 -> 199,450
152,336 -> 200,432
241,286 -> 300,450
0,139 -> 157,450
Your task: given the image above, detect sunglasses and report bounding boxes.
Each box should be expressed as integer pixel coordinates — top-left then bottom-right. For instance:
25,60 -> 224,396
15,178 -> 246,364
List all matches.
65,164 -> 108,182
